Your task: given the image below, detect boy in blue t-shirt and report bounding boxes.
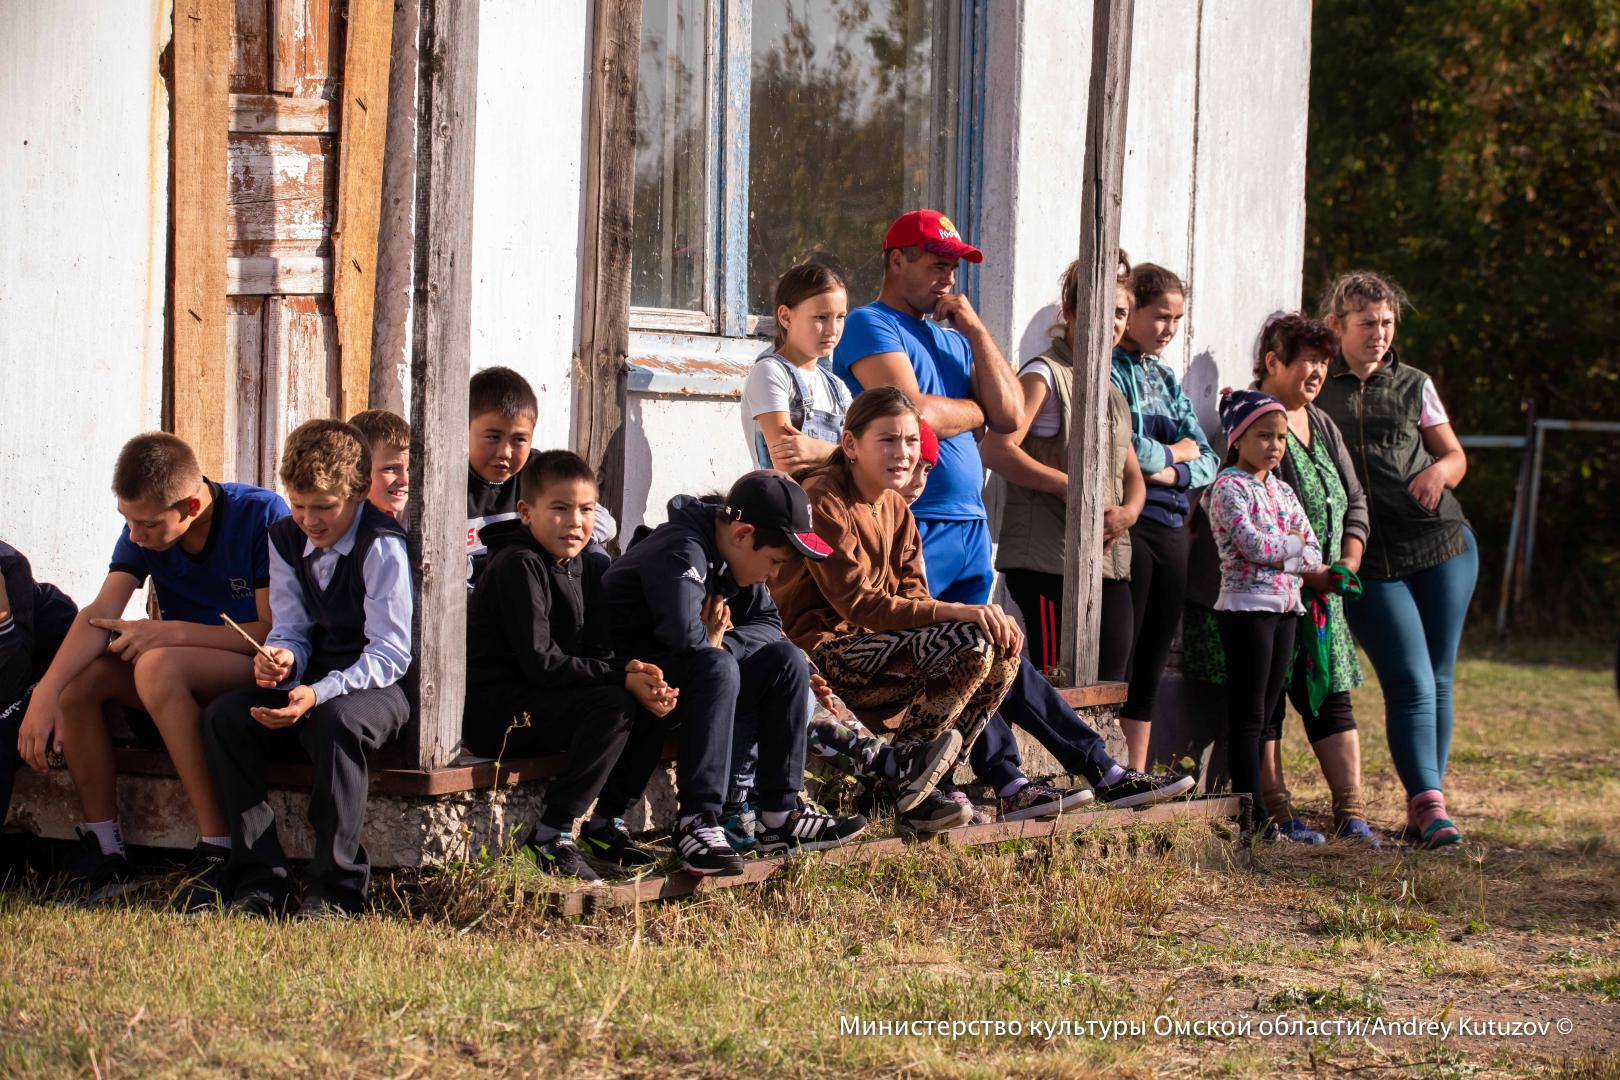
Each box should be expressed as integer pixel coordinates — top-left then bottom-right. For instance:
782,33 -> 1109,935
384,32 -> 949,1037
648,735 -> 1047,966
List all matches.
16,433 -> 288,906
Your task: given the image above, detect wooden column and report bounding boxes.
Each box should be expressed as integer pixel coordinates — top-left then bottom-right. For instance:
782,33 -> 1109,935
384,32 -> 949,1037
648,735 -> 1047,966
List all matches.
332,0 -> 395,419
169,0 -> 233,477
574,0 -> 642,524
407,0 -> 479,771
1059,0 -> 1135,685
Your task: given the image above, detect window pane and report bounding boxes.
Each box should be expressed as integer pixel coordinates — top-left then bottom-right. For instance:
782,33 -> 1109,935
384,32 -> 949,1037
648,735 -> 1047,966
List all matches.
632,1 -> 710,313
748,0 -> 961,315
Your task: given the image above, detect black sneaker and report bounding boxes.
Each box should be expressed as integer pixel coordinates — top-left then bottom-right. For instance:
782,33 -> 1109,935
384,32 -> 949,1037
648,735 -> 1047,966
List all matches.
65,830 -> 135,903
228,889 -> 287,920
997,781 -> 1071,822
577,821 -> 660,869
754,802 -> 868,855
527,833 -> 601,882
891,729 -> 963,814
293,894 -> 354,921
172,841 -> 230,914
1094,769 -> 1196,809
673,812 -> 747,876
898,788 -> 973,833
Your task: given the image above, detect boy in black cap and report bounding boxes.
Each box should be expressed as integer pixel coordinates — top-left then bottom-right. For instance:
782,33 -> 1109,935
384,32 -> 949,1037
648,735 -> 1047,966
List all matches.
589,471 -> 867,875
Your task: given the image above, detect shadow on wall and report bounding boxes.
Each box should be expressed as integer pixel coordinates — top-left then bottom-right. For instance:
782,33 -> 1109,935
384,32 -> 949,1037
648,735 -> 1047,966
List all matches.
1018,303 -> 1061,367
618,395 -> 654,541
1185,349 -> 1223,450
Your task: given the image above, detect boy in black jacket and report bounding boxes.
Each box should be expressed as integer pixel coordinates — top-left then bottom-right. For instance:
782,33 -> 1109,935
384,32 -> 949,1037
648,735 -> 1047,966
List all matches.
467,367 -> 616,586
464,451 -> 676,881
592,472 -> 867,875
1,540 -> 77,823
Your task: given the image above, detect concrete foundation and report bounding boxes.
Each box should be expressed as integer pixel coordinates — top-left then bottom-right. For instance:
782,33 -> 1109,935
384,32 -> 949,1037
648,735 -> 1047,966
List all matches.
7,706 -> 1122,867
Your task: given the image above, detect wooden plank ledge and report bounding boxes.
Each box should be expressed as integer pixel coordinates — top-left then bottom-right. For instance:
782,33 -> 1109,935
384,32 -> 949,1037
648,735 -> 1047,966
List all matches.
103,740 -> 682,797
545,795 -> 1248,916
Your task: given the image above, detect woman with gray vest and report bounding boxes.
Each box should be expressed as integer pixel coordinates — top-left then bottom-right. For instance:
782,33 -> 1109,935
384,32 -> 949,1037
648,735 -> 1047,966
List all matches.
983,257 -> 1146,683
1315,271 -> 1475,850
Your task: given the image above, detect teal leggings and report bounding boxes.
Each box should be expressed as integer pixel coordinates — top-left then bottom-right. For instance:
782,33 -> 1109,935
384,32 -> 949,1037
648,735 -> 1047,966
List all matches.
1344,528 -> 1478,798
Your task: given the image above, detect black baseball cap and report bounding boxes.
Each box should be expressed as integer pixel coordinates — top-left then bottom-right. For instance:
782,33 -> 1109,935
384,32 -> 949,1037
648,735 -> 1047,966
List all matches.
725,471 -> 832,560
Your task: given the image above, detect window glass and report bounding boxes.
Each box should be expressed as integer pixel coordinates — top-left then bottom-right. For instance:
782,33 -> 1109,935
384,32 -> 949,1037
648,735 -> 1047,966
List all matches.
748,0 -> 961,314
632,1 -> 710,313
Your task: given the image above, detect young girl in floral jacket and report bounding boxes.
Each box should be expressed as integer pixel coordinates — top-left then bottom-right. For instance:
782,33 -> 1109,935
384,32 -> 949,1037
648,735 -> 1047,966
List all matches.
1207,389 -> 1322,837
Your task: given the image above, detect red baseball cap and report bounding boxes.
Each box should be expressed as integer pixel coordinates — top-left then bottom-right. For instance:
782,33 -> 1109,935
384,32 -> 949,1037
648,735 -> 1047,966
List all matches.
917,417 -> 940,466
883,209 -> 984,264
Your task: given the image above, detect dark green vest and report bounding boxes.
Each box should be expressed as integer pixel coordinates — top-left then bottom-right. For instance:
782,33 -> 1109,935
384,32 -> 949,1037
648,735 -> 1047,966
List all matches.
1315,350 -> 1468,579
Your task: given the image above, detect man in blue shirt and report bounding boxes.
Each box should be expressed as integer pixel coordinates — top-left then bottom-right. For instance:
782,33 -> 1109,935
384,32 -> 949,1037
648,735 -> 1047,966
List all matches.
833,209 -> 1024,604
834,211 -> 1075,819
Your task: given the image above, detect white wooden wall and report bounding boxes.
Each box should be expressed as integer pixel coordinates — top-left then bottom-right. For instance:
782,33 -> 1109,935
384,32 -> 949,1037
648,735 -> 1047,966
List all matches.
0,1 -> 171,608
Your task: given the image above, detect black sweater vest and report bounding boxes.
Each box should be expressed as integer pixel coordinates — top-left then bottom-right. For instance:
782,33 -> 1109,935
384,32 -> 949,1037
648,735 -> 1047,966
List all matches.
269,503 -> 407,680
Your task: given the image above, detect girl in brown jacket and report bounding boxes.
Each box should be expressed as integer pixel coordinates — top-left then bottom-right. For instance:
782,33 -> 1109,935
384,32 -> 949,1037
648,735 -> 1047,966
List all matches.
772,388 -> 1024,831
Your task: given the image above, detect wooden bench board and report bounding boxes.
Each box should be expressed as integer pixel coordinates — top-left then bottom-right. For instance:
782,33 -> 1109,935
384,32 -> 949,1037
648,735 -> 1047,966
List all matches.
545,794 -> 1246,916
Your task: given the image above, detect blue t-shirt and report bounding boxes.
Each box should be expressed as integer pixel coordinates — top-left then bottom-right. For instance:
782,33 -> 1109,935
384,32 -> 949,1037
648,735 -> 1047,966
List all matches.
109,481 -> 290,625
833,301 -> 985,521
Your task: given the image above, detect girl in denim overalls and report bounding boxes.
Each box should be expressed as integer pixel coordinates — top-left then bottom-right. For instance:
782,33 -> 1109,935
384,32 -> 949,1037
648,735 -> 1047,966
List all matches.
741,262 -> 853,473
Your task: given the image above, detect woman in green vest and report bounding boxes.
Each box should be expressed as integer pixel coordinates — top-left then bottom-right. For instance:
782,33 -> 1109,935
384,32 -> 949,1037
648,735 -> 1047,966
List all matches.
1316,271 -> 1475,850
983,257 -> 1146,684
1254,313 -> 1378,845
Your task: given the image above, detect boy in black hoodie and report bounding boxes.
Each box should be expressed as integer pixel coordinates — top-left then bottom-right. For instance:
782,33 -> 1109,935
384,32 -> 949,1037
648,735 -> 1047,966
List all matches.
1,540 -> 77,824
464,451 -> 677,881
592,472 -> 867,875
467,367 -> 616,586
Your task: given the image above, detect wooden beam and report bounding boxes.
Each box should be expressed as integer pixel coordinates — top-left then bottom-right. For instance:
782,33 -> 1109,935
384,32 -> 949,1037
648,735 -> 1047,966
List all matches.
574,0 -> 642,525
407,0 -> 479,771
226,255 -> 332,295
229,92 -> 335,133
170,0 -> 233,478
333,0 -> 394,420
1060,0 -> 1136,686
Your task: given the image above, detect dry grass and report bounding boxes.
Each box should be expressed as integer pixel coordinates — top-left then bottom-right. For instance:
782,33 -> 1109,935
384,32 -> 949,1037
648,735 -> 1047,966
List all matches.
2,643 -> 1618,1078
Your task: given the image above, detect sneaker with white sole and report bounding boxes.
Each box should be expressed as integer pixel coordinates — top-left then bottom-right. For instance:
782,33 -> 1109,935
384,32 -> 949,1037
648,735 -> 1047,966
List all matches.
754,803 -> 868,855
941,789 -> 993,826
1093,769 -> 1195,809
891,729 -> 963,814
997,782 -> 1068,822
673,812 -> 747,876
900,788 -> 973,832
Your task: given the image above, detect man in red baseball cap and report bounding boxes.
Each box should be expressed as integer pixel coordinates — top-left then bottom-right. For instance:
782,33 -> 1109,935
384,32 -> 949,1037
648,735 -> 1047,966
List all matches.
832,210 -> 1022,600
834,211 -> 1097,820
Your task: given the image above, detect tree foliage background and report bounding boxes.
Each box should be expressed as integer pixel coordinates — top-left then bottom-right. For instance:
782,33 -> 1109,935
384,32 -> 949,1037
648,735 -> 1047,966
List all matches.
1306,0 -> 1620,633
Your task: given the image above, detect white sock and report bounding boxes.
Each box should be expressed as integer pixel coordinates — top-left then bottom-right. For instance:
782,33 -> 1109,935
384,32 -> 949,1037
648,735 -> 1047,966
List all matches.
760,808 -> 791,829
1101,764 -> 1128,787
200,834 -> 231,849
85,819 -> 125,857
997,777 -> 1029,800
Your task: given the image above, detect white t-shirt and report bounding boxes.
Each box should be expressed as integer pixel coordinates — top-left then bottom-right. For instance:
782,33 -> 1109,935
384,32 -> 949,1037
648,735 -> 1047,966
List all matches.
1020,359 -> 1064,438
1418,376 -> 1450,429
740,355 -> 846,469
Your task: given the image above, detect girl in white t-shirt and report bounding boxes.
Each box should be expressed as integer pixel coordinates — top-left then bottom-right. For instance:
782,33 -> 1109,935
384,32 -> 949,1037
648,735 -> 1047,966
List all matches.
741,263 -> 852,472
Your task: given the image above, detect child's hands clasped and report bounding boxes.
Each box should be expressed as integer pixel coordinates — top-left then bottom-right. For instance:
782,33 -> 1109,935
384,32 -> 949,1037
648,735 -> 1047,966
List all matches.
253,646 -> 297,689
625,658 -> 678,717
702,594 -> 732,651
250,685 -> 316,729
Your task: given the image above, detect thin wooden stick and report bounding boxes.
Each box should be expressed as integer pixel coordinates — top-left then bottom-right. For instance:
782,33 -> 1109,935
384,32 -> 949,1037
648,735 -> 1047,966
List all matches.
219,612 -> 275,660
